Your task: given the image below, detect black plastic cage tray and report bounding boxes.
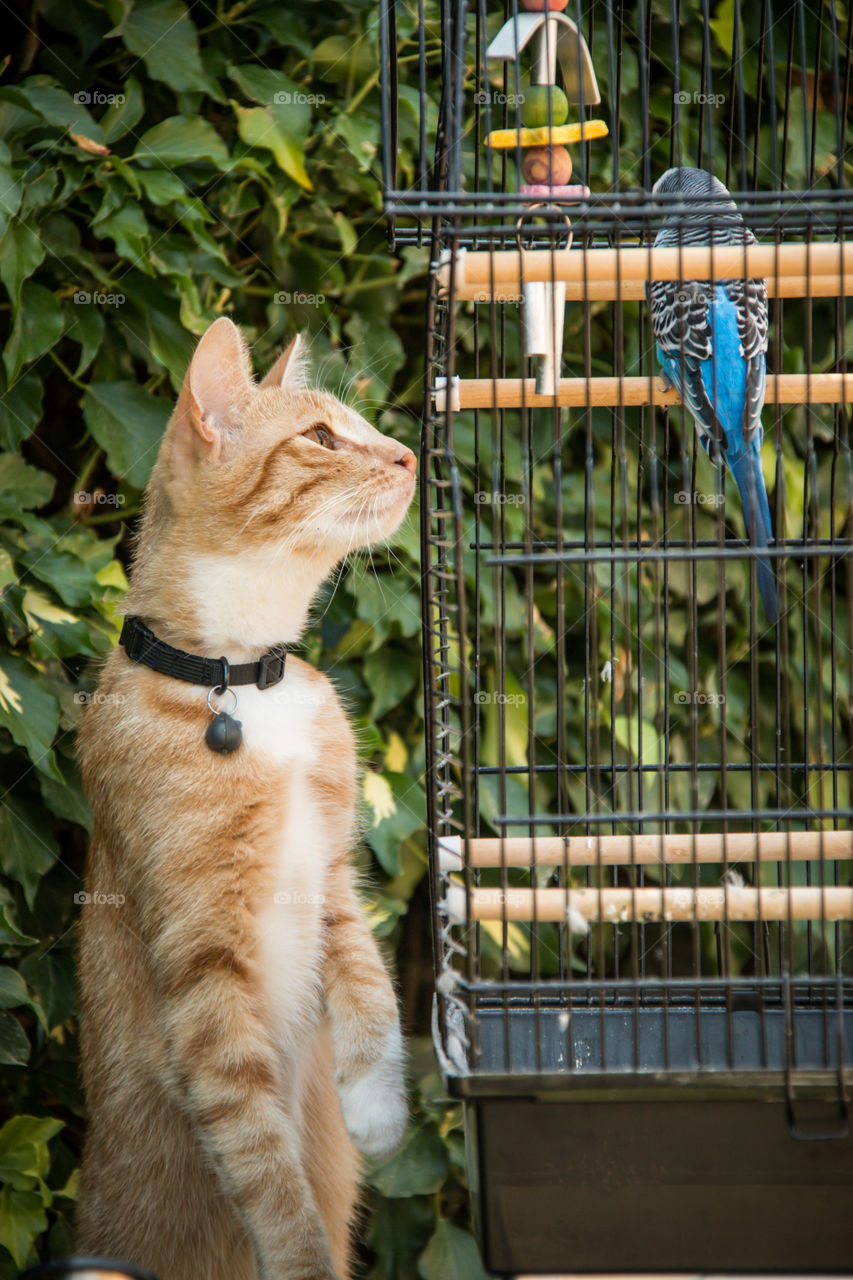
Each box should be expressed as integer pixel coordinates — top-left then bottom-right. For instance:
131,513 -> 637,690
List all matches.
465,1093 -> 853,1274
437,983 -> 853,1274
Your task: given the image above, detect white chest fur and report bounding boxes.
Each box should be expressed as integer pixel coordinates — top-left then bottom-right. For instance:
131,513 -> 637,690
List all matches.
222,664 -> 326,767
238,667 -> 331,1058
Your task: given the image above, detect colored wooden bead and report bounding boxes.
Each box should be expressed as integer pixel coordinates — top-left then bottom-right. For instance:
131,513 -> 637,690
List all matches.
521,85 -> 570,127
521,0 -> 570,10
521,145 -> 572,185
484,120 -> 609,148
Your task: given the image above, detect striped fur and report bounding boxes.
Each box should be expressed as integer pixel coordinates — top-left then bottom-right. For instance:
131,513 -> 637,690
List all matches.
75,320 -> 415,1280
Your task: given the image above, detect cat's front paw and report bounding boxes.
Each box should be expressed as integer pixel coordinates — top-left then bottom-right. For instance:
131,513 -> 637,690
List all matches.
337,1025 -> 407,1161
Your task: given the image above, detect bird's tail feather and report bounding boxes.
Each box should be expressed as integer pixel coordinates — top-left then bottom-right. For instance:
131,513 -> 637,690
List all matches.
728,447 -> 779,624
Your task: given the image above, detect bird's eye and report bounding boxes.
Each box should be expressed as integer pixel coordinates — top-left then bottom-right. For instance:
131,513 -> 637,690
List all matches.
302,423 -> 335,449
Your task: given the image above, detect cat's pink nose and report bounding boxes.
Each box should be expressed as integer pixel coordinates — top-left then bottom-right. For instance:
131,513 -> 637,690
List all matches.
396,448 -> 417,476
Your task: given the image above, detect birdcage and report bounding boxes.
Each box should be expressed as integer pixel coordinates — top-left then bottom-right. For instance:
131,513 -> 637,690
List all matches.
382,0 -> 853,1274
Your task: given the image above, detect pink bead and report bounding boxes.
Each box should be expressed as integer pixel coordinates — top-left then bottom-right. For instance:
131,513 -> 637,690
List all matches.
520,145 -> 573,186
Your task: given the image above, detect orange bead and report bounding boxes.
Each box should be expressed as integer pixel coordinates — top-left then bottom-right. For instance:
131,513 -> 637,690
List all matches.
520,145 -> 573,185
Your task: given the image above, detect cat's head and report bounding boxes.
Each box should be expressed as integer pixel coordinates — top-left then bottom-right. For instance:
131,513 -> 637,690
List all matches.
148,317 -> 416,566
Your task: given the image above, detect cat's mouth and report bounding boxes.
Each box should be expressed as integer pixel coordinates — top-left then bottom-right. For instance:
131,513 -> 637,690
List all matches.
341,478 -> 415,536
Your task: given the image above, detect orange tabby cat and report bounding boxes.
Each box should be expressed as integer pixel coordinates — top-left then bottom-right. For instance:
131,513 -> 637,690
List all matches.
75,318 -> 415,1280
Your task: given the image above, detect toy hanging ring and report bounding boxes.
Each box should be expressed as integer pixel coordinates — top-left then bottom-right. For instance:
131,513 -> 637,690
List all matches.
515,203 -> 573,254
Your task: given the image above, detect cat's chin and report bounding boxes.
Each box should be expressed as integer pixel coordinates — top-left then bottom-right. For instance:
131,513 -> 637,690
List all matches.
328,483 -> 415,550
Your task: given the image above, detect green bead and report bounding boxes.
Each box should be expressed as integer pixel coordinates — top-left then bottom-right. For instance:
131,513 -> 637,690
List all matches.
521,85 -> 570,128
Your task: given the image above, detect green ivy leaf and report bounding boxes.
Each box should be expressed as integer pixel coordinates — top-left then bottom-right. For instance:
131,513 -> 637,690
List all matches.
234,103 -> 313,191
0,369 -> 45,451
19,953 -> 77,1033
369,1124 -> 449,1197
95,203 -> 150,271
134,115 -> 230,168
418,1219 -> 491,1280
364,771 -> 426,875
0,1184 -> 46,1265
363,649 -> 419,720
612,715 -> 664,767
63,301 -> 104,378
100,77 -> 145,144
0,659 -> 62,784
11,77 -> 103,144
344,312 -> 405,398
38,754 -> 92,831
0,968 -> 46,1032
17,545 -> 104,609
0,1117 -> 64,1173
0,453 -> 54,514
112,0 -> 217,95
3,282 -> 65,385
0,900 -> 35,947
0,794 -> 59,905
365,1192 -> 435,1279
23,588 -> 112,660
0,222 -> 45,306
81,381 -> 170,489
19,168 -> 57,218
355,573 -> 421,640
0,1015 -> 30,1070
331,113 -> 380,174
0,142 -> 23,239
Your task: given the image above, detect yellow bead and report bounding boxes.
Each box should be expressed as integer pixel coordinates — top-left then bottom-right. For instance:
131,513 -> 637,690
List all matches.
484,120 -> 609,149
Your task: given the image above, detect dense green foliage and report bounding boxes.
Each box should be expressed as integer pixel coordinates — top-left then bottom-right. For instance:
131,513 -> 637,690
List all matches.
0,2 -> 480,1275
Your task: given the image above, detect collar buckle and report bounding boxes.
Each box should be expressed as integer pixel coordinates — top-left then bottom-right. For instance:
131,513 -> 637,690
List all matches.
256,647 -> 287,690
121,617 -> 151,663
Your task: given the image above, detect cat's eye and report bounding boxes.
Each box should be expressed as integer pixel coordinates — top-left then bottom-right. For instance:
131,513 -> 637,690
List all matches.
302,423 -> 336,449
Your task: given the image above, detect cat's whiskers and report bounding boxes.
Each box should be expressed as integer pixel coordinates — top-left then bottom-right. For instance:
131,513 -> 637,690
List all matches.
317,492 -> 379,621
269,485 -> 366,565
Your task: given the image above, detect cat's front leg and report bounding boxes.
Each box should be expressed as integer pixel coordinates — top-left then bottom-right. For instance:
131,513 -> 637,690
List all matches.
322,865 -> 408,1161
153,920 -> 340,1280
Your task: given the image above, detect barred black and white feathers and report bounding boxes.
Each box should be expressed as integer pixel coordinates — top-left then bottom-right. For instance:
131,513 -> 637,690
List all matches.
646,167 -> 778,623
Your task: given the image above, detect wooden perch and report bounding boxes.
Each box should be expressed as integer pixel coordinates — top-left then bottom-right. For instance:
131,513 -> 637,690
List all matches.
437,830 -> 853,871
443,883 -> 853,925
446,276 -> 834,302
432,373 -> 853,412
438,243 -> 853,302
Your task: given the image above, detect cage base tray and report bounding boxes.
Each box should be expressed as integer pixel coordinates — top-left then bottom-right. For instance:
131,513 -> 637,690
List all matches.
442,1003 -> 853,1274
467,1001 -> 853,1077
467,1093 -> 853,1275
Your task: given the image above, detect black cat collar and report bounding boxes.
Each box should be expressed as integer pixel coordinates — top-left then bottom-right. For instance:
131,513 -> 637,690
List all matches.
119,616 -> 289,756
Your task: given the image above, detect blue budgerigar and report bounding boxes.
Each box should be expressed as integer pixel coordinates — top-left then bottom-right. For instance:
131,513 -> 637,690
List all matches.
647,166 -> 779,624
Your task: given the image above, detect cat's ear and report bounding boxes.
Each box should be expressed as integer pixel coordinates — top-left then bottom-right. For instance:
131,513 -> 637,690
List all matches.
260,333 -> 310,391
171,318 -> 253,468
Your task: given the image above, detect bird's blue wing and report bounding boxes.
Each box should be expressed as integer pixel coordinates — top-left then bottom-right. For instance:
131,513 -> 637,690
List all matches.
718,275 -> 768,447
648,278 -> 729,460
